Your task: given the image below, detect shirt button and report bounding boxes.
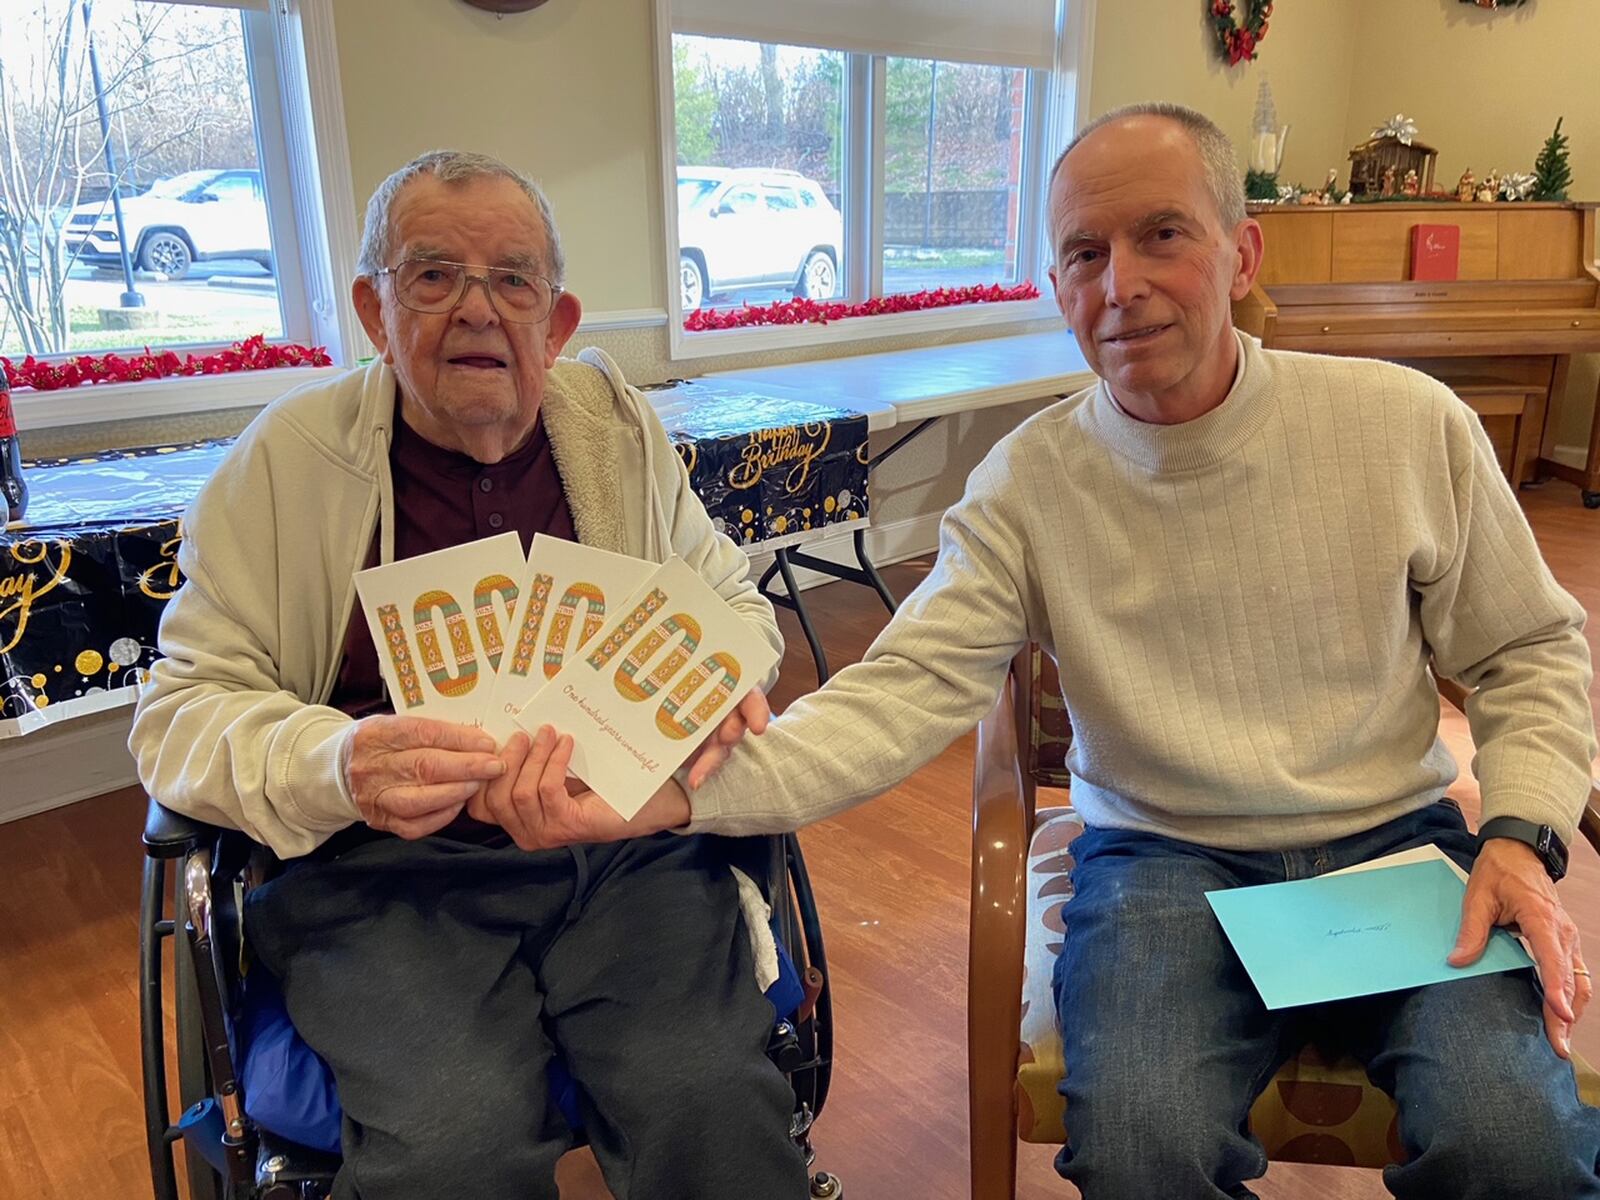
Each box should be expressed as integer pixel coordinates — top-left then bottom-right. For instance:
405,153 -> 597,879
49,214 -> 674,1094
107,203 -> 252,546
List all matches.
487,513 -> 504,529
478,477 -> 493,494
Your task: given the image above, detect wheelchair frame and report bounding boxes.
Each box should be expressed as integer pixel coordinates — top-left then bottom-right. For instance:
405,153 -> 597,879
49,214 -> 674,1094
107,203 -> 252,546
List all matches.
139,798 -> 839,1200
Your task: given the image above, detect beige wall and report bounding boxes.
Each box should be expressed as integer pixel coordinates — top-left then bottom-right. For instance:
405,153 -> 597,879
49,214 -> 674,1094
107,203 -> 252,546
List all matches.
1345,0 -> 1598,199
332,0 -> 664,315
1343,0 -> 1600,450
1086,0 -> 1362,189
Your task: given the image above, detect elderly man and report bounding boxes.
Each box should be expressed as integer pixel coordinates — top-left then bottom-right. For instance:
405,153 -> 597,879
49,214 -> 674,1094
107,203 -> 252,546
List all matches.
527,105 -> 1600,1197
129,150 -> 809,1199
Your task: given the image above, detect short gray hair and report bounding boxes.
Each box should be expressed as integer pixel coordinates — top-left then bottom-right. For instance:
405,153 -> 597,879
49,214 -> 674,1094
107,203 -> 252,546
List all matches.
354,149 -> 566,284
1049,103 -> 1246,237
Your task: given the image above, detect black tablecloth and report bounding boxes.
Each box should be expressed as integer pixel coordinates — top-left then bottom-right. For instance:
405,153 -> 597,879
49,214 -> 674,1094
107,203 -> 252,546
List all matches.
648,378 -> 870,547
1,389 -> 871,731
1,440 -> 220,724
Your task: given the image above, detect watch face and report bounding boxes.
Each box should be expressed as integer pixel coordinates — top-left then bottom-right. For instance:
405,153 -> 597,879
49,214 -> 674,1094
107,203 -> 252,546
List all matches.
1536,825 -> 1570,878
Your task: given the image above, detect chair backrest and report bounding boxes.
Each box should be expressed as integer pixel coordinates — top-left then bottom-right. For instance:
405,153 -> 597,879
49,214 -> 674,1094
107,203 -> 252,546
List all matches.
1024,647 -> 1073,790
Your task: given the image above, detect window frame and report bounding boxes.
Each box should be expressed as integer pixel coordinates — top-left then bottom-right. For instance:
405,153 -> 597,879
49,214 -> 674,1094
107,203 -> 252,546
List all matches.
9,0 -> 360,433
655,0 -> 1093,361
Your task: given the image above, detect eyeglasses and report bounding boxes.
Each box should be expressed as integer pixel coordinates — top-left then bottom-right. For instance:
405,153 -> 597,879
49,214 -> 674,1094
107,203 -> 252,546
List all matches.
375,257 -> 562,323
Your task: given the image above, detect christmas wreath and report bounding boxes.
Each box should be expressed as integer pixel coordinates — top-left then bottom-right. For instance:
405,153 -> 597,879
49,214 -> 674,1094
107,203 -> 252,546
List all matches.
1209,0 -> 1272,66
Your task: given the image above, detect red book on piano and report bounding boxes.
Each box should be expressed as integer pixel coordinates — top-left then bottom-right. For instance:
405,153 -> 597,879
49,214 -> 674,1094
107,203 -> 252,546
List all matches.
1410,224 -> 1460,281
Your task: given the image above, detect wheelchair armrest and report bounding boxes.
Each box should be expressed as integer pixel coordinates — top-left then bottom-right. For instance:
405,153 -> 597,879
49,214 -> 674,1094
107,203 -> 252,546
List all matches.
143,795 -> 229,860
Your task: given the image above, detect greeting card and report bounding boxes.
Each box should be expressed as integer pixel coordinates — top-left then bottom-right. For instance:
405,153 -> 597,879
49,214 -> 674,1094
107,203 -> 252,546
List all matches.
513,556 -> 779,818
352,532 -> 526,725
479,534 -> 655,742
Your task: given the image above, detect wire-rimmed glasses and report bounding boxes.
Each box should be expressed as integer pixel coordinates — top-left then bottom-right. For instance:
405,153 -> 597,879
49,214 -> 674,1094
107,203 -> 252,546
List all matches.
374,257 -> 561,323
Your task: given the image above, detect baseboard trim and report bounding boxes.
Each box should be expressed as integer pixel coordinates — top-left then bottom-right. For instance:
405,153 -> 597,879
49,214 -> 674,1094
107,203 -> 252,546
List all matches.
0,706 -> 139,825
1552,443 -> 1588,470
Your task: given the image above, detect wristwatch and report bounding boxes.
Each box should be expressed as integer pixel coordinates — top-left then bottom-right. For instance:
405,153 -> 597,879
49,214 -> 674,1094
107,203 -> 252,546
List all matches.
1477,816 -> 1569,882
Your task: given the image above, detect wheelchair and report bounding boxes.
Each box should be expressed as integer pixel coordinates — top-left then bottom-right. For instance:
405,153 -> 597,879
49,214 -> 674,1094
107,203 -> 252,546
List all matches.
139,796 -> 841,1200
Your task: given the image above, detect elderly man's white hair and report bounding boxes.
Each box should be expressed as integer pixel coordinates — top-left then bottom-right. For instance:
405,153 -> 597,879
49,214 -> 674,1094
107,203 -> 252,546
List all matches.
355,149 -> 567,285
1049,103 -> 1247,245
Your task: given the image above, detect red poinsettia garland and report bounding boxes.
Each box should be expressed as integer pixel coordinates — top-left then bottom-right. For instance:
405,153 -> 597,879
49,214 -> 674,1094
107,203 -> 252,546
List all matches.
684,281 -> 1041,332
1209,0 -> 1272,65
1,334 -> 332,392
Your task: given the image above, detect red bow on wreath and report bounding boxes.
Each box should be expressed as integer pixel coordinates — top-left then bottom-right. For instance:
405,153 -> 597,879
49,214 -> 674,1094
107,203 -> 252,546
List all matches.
1210,0 -> 1272,66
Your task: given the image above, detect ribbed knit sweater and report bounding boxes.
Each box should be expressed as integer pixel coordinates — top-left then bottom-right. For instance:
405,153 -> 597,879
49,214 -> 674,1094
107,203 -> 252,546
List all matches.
686,333 -> 1597,850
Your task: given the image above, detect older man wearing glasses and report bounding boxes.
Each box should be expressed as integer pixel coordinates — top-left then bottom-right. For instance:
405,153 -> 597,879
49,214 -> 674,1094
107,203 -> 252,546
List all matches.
129,150 -> 807,1200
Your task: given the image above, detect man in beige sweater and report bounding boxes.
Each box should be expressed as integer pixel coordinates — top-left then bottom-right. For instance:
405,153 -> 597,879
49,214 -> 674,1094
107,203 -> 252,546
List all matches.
505,106 -> 1600,1196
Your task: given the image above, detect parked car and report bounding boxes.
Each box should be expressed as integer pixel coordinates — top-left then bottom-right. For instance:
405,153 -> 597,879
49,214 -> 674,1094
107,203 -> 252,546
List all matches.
63,168 -> 272,279
677,166 -> 842,311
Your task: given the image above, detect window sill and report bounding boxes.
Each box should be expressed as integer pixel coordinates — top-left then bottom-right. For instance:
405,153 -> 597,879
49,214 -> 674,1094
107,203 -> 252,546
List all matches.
13,365 -> 343,432
667,294 -> 1059,360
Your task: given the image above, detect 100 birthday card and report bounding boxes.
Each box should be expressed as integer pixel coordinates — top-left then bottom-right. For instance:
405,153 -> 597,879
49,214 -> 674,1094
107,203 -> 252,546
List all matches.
352,532 -> 526,725
478,534 -> 655,743
513,556 -> 778,819
352,535 -> 772,818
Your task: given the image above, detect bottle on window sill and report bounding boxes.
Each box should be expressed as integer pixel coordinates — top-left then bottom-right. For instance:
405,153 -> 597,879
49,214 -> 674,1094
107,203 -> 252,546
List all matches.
0,371 -> 28,527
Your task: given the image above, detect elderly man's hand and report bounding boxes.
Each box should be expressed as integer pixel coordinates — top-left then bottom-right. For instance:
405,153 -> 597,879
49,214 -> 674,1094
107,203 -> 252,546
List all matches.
1449,837 -> 1590,1058
467,725 -> 691,851
343,714 -> 506,839
682,687 -> 769,790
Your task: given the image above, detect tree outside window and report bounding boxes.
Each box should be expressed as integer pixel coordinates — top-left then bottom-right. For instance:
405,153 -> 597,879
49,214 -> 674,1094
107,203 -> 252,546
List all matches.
0,1 -> 284,359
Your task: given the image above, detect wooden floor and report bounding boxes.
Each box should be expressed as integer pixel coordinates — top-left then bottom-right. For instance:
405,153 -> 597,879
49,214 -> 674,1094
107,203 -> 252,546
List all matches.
3,482 -> 1598,1200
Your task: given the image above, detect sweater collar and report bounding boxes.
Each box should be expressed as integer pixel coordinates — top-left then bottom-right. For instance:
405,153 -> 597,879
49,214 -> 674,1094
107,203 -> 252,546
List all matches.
1082,331 -> 1274,474
352,355 -> 630,558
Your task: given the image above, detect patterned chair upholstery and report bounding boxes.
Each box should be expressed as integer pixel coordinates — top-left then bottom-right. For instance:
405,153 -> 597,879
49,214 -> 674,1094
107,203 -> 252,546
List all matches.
970,645 -> 1600,1199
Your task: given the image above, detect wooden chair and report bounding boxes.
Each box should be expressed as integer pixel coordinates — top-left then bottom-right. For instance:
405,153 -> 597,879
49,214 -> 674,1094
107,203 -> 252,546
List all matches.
968,645 -> 1600,1198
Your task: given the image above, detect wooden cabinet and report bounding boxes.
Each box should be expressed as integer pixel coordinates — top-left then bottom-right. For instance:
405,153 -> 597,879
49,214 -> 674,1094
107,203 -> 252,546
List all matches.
1234,201 -> 1600,503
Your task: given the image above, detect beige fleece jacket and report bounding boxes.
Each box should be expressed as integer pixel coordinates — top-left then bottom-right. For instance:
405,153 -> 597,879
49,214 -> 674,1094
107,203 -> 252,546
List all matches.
129,350 -> 781,858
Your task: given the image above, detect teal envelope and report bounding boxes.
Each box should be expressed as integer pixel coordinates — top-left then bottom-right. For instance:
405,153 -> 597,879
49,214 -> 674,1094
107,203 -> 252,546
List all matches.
1205,858 -> 1534,1010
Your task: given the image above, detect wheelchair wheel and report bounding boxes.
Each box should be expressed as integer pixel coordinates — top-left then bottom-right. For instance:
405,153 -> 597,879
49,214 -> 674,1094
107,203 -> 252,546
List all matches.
783,832 -> 833,1118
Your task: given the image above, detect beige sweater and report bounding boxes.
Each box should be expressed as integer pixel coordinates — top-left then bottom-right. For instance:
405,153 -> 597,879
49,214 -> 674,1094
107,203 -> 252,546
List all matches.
687,333 -> 1597,850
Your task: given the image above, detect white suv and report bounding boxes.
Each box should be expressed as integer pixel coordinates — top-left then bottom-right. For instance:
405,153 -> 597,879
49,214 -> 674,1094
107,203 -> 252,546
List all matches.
64,169 -> 272,279
677,167 -> 842,311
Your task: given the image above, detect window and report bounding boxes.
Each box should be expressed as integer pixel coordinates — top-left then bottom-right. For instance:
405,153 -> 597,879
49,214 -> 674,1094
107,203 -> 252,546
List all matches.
882,58 -> 1027,295
670,34 -> 846,314
659,0 -> 1073,352
0,0 -> 349,373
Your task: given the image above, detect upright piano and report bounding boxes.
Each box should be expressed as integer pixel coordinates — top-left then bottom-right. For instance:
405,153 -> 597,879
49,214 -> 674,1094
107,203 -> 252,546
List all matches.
1232,201 -> 1600,505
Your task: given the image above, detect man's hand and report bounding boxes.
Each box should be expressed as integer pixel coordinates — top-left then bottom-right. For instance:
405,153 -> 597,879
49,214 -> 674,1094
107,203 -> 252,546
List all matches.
467,725 -> 691,851
1449,837 -> 1590,1058
343,714 -> 506,839
682,687 -> 769,790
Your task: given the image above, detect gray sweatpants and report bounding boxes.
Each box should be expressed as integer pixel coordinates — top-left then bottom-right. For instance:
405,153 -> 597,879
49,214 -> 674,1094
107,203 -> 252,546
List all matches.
245,831 -> 809,1200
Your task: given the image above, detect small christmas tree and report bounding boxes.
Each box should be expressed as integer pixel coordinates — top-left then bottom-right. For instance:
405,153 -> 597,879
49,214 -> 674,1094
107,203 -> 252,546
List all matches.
1532,117 -> 1572,202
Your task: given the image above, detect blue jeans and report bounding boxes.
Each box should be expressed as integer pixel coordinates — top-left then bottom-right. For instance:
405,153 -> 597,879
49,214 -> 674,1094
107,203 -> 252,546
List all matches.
1052,800 -> 1600,1198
